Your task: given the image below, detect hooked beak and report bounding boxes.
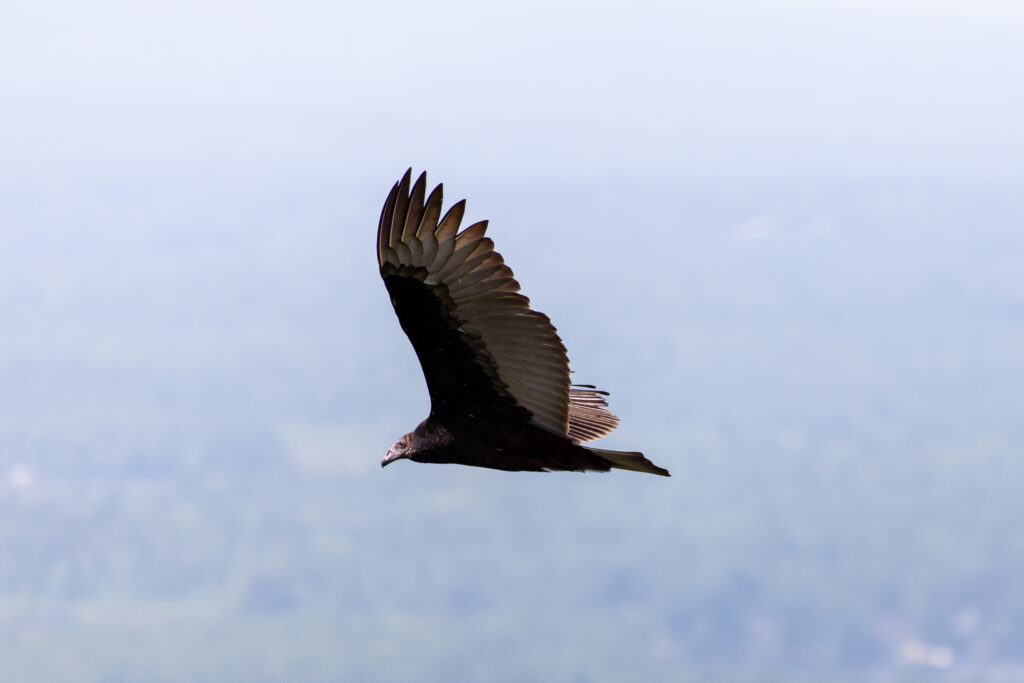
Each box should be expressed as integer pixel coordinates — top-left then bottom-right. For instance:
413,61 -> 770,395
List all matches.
381,448 -> 406,468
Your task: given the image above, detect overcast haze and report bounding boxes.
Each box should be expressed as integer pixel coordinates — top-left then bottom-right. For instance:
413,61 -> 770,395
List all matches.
2,2 -> 1023,681
4,0 -> 1023,182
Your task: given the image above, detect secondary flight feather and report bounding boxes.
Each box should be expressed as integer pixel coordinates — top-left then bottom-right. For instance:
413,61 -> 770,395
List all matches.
377,169 -> 669,477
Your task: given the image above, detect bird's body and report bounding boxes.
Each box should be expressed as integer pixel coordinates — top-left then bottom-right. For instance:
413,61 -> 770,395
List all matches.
393,415 -> 615,473
377,170 -> 669,477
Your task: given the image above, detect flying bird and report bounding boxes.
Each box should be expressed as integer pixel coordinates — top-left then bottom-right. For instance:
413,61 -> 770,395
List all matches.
377,170 -> 669,477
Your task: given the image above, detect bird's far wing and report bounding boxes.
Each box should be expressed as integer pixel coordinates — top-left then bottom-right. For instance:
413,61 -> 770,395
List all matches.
377,170 -> 571,435
566,385 -> 621,444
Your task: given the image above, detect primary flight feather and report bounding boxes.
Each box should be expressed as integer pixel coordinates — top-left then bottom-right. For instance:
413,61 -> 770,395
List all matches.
378,169 -> 669,477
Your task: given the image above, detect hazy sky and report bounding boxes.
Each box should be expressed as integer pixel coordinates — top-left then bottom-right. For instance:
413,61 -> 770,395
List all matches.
2,0 -> 1021,461
2,1 -> 1021,436
2,0 -> 1022,186
2,7 -> 1023,677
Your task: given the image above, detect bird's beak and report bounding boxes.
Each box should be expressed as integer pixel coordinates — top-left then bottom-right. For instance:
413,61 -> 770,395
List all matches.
381,448 -> 406,468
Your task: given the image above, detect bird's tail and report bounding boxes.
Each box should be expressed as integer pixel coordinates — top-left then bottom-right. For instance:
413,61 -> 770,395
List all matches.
587,448 -> 670,477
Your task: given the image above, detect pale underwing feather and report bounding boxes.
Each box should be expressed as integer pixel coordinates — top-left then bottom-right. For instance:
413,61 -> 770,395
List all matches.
566,386 -> 621,443
403,174 -> 426,242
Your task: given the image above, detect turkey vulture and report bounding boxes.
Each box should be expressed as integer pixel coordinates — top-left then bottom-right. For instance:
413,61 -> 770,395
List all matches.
377,170 -> 669,477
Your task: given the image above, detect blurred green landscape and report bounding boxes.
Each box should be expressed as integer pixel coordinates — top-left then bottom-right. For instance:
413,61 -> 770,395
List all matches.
2,172 -> 1021,682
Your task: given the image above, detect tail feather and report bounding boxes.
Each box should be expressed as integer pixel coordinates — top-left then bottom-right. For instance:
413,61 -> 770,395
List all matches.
587,448 -> 670,477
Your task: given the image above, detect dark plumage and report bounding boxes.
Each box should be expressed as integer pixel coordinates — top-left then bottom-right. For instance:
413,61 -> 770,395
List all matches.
377,170 -> 669,477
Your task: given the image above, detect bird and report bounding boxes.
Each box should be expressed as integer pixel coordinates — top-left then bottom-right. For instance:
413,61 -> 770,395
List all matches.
377,170 -> 669,477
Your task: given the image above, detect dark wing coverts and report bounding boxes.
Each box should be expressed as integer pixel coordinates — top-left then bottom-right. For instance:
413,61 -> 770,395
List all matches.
378,170 -> 623,440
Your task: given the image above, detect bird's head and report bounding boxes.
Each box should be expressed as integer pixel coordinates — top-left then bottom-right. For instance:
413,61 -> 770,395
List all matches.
381,432 -> 414,467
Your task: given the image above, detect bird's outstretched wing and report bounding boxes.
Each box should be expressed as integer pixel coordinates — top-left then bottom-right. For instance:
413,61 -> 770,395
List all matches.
377,170 -> 571,434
